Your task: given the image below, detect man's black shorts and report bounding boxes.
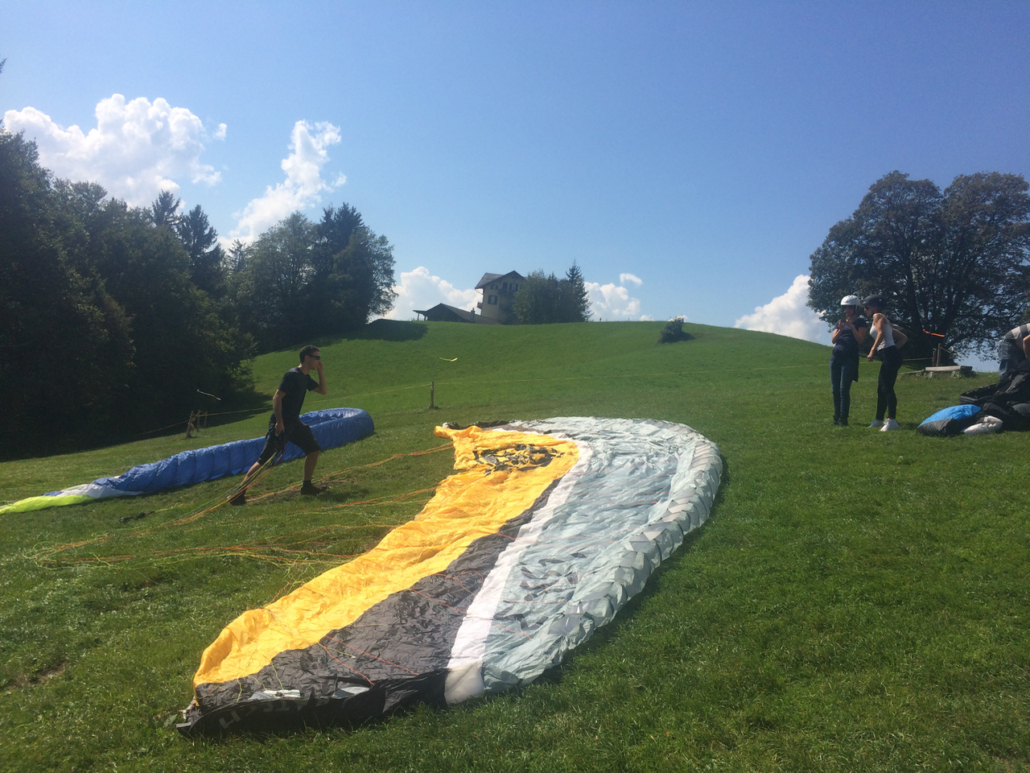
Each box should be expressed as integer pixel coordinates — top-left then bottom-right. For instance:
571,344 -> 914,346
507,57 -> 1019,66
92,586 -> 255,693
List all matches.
256,419 -> 321,464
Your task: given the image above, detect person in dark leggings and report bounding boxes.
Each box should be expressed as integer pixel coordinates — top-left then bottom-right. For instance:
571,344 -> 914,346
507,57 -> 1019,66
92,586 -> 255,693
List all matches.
863,295 -> 908,432
829,294 -> 868,426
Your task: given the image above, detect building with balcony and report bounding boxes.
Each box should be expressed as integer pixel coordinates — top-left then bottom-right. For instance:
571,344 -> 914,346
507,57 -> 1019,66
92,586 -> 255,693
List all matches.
475,271 -> 525,324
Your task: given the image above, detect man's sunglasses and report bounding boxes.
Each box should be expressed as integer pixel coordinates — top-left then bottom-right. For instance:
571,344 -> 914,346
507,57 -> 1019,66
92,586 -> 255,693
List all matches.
310,355 -> 321,360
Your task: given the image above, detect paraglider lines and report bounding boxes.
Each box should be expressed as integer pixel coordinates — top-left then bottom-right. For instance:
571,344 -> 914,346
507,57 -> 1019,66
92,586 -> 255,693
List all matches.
322,635 -> 421,676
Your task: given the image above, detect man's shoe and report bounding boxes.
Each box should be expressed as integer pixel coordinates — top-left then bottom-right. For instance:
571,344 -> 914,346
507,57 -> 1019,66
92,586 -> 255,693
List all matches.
868,420 -> 884,428
229,491 -> 246,506
838,418 -> 848,427
301,481 -> 325,496
880,419 -> 901,432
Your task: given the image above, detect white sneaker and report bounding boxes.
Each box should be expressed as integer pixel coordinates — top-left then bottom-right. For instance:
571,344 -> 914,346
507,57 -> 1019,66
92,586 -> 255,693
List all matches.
868,420 -> 884,428
880,419 -> 900,432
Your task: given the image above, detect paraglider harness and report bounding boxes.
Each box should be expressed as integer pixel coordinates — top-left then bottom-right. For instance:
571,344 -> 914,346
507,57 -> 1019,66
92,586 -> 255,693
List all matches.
959,360 -> 1030,431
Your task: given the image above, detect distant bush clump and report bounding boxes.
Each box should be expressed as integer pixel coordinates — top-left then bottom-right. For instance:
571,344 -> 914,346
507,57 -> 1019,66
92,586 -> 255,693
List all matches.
658,316 -> 693,344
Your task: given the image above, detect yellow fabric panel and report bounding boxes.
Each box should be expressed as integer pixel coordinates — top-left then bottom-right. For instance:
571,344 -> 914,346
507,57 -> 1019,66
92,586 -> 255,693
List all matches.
0,494 -> 93,515
193,426 -> 578,689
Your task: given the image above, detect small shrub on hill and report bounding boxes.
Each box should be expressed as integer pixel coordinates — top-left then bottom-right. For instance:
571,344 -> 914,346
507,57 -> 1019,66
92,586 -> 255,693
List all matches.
658,316 -> 693,344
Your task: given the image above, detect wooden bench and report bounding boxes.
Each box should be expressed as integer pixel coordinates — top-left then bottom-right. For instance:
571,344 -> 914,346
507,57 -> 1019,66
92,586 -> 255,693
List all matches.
922,365 -> 974,378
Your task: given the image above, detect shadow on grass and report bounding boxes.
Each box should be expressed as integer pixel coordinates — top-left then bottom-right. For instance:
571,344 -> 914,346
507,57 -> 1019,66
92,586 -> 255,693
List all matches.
349,319 -> 429,342
263,484 -> 371,505
0,383 -> 272,463
657,331 -> 695,345
3,323 -> 427,463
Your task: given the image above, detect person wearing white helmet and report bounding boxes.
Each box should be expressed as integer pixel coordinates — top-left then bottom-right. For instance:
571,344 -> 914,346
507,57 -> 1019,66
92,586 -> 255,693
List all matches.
829,295 -> 868,426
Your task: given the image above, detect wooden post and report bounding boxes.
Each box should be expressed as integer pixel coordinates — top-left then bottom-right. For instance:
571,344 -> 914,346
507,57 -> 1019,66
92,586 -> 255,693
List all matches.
429,381 -> 435,409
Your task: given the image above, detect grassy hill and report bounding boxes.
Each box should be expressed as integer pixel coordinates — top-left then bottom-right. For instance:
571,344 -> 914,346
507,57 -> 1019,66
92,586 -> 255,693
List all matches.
2,320 -> 1027,772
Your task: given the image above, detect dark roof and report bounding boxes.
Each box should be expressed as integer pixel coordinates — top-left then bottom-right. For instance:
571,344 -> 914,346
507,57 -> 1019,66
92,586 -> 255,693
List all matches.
414,303 -> 501,324
475,271 -> 526,290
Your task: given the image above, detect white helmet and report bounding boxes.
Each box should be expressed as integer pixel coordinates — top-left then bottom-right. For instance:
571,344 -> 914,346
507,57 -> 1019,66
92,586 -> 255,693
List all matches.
840,295 -> 861,307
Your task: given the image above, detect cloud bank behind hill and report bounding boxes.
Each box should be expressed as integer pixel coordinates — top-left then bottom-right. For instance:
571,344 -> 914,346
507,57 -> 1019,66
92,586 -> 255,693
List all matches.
734,274 -> 829,344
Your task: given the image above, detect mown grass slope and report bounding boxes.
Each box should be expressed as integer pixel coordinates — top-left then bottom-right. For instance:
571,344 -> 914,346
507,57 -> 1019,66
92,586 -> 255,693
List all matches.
1,320 -> 1027,773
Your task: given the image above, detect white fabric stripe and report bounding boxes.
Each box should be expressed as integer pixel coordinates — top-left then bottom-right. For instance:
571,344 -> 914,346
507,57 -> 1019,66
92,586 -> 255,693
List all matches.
464,418 -> 718,697
50,483 -> 144,500
444,434 -> 591,703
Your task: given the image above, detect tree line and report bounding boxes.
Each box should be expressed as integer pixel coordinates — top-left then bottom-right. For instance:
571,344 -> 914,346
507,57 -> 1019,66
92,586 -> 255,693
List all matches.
808,171 -> 1030,360
513,264 -> 592,324
0,128 -> 395,450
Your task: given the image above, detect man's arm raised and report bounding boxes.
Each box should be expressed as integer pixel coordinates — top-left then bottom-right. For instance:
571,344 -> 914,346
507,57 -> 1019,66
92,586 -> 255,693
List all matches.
314,359 -> 327,395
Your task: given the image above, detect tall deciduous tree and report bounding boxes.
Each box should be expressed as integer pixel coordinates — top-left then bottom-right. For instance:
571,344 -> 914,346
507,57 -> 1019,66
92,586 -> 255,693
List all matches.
238,212 -> 316,351
234,204 -> 396,351
328,227 -> 397,330
513,271 -> 560,324
808,171 -> 1030,357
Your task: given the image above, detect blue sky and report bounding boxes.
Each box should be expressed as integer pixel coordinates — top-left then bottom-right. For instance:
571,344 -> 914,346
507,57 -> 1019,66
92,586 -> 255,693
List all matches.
2,2 -> 1028,356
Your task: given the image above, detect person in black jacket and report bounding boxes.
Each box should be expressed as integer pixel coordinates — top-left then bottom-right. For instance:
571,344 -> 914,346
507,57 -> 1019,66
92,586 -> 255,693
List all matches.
829,295 -> 868,426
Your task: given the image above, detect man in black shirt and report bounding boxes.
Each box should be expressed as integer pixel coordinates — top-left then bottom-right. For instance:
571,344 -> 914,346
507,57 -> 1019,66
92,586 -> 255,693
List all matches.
231,345 -> 328,504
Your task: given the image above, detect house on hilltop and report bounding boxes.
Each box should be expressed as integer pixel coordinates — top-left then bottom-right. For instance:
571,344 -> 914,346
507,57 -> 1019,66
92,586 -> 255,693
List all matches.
476,271 -> 525,324
413,271 -> 526,324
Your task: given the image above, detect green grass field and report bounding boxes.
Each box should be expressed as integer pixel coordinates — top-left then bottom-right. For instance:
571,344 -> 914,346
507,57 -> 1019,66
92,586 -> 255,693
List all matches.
2,320 -> 1027,773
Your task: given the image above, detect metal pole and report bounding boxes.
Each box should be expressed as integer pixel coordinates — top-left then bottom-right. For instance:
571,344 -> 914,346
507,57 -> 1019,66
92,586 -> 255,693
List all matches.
429,381 -> 435,409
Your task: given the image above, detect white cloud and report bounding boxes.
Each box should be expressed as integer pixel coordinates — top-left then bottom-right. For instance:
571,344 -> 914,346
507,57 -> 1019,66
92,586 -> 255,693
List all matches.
734,274 -> 830,344
228,120 -> 344,243
586,273 -> 646,320
384,267 -> 479,320
3,95 -> 222,205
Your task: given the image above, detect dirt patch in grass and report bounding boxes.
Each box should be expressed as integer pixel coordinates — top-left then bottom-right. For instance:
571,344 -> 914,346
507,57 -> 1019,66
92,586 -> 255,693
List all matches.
7,659 -> 68,690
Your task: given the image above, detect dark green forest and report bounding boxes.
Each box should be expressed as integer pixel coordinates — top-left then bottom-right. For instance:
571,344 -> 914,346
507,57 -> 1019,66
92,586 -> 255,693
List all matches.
0,128 -> 396,453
